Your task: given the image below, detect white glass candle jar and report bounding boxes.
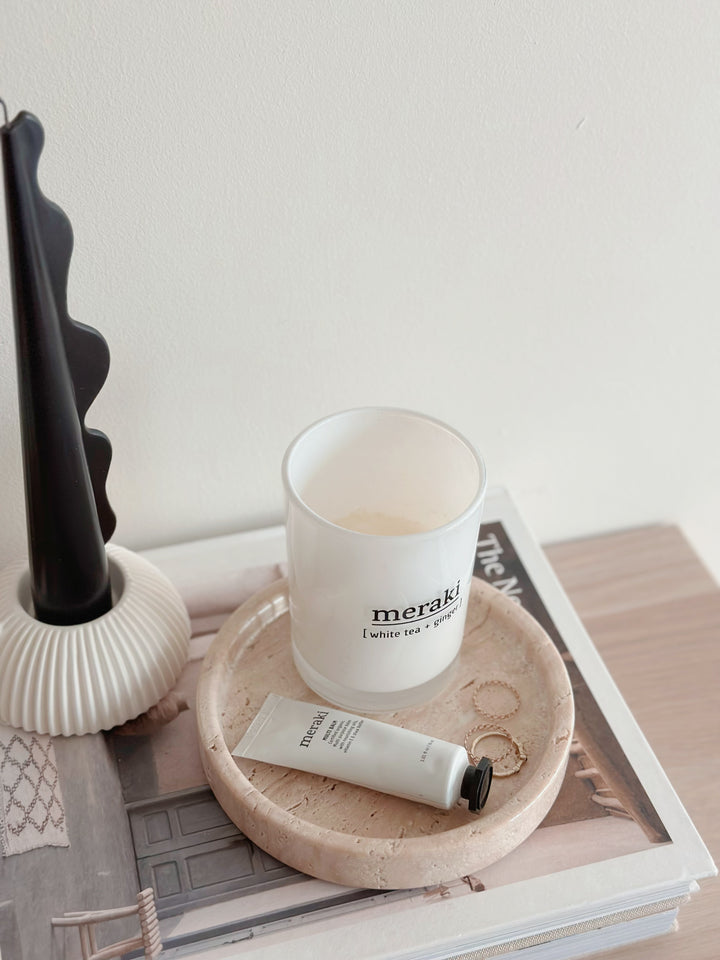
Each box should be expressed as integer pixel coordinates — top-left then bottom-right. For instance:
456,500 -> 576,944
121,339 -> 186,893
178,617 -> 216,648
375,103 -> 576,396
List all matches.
282,407 -> 486,712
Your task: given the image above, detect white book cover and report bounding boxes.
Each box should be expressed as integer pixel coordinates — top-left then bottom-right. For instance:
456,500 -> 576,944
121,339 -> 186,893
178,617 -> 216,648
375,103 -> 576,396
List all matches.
129,488 -> 715,959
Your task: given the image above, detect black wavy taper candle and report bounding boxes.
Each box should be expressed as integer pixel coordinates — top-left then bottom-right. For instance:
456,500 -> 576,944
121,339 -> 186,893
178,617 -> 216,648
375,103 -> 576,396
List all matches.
1,104 -> 116,625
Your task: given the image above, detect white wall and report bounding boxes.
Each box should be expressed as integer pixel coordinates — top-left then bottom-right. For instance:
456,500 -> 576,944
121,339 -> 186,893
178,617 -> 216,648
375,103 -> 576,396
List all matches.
2,1 -> 719,580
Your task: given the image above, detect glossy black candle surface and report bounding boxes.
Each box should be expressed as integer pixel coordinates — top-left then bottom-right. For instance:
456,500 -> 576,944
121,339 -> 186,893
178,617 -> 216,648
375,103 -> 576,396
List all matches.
1,109 -> 116,625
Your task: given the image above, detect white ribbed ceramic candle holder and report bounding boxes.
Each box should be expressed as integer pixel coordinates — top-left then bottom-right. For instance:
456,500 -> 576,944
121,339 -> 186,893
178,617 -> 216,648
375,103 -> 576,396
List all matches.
0,544 -> 190,736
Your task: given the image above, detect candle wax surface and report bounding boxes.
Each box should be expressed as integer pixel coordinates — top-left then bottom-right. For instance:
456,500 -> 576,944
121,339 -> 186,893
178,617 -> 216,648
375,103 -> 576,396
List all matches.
332,510 -> 431,536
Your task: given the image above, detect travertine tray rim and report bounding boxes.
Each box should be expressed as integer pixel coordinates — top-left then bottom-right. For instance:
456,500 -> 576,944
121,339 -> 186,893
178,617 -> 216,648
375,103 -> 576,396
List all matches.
196,576 -> 574,888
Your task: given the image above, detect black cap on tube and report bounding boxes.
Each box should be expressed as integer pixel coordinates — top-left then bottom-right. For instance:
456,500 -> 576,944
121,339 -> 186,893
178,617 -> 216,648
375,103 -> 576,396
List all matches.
460,757 -> 493,812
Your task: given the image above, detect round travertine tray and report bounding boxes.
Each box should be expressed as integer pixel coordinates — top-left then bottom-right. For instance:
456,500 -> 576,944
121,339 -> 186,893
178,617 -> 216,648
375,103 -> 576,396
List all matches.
196,577 -> 574,889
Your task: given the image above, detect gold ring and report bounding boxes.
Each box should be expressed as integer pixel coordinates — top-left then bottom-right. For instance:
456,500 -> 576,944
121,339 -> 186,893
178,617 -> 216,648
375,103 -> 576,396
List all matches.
464,725 -> 527,777
472,679 -> 521,720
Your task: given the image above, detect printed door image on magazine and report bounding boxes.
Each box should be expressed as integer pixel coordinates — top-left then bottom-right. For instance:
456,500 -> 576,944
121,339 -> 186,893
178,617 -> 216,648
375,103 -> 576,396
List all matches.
105,516 -> 671,956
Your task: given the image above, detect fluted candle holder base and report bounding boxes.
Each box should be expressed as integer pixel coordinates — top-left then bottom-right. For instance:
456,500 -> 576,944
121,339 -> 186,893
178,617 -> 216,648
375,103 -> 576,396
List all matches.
0,545 -> 191,736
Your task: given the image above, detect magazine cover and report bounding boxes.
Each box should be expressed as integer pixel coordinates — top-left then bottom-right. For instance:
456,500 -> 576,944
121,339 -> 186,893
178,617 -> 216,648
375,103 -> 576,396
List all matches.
0,489 -> 714,960
115,490 -> 714,956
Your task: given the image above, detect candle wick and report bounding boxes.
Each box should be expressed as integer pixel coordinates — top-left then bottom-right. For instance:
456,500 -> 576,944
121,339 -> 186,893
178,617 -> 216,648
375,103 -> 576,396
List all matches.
0,98 -> 8,126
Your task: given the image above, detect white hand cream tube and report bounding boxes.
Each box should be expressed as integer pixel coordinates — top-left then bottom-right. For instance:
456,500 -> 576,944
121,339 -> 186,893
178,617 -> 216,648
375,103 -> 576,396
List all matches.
232,693 -> 492,812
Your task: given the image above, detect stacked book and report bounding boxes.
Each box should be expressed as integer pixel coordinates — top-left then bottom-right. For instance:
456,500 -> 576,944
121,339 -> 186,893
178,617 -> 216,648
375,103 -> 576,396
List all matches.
136,488 -> 716,959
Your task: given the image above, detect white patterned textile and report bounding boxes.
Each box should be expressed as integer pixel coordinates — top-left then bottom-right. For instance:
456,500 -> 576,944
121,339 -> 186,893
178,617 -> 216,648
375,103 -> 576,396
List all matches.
0,724 -> 69,856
